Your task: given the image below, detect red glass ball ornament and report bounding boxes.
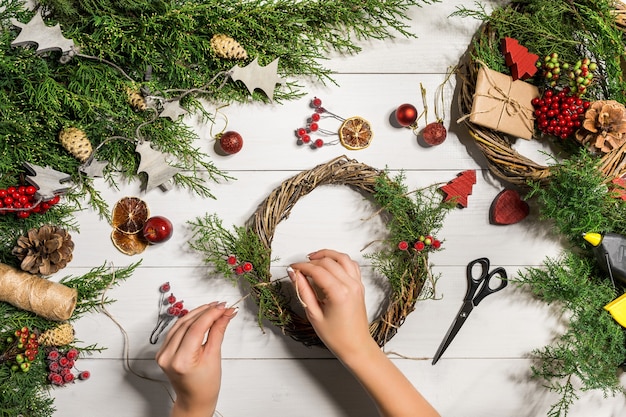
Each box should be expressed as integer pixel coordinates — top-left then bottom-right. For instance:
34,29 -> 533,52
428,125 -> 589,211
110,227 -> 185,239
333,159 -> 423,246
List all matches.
218,131 -> 244,155
422,122 -> 447,146
395,103 -> 418,127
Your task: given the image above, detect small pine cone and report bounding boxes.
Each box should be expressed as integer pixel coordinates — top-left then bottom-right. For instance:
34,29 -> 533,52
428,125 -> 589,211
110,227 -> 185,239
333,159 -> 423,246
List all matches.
210,34 -> 248,60
39,323 -> 75,347
126,87 -> 147,111
58,127 -> 93,162
12,225 -> 75,275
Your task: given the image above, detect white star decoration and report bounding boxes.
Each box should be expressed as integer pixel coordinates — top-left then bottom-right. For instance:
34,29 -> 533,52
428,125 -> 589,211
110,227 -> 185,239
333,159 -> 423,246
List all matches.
159,100 -> 187,120
10,10 -> 75,54
135,141 -> 181,192
229,58 -> 283,102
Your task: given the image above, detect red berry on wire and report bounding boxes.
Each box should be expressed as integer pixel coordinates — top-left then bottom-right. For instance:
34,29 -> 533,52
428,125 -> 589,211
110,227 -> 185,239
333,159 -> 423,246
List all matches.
301,134 -> 311,144
312,97 -> 322,108
227,255 -> 237,265
159,282 -> 171,293
311,113 -> 321,122
79,370 -> 91,380
314,139 -> 324,148
398,241 -> 409,251
309,122 -> 318,132
242,262 -> 253,272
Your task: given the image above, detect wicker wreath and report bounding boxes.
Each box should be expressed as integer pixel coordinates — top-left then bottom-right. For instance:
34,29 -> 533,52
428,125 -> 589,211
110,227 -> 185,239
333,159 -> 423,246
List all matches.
457,2 -> 626,188
247,156 -> 435,347
190,155 -> 449,348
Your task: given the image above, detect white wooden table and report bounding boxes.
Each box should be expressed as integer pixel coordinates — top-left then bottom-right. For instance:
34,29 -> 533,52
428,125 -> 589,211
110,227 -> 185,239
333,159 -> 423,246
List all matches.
52,1 -> 626,415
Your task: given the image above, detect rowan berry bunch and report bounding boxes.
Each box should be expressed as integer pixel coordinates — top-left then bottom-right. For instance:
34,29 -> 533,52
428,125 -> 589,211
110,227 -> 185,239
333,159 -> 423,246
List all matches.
0,327 -> 40,373
531,87 -> 590,139
226,255 -> 254,275
0,185 -> 61,218
397,235 -> 442,252
294,97 -> 340,149
150,282 -> 189,344
45,347 -> 90,386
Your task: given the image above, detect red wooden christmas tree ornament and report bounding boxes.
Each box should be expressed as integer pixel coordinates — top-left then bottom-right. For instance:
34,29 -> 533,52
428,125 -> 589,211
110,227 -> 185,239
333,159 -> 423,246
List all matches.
501,37 -> 539,81
440,170 -> 476,208
489,189 -> 530,225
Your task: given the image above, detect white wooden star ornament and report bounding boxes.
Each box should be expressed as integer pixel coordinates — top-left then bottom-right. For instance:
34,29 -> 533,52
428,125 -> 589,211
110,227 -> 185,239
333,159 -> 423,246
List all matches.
22,162 -> 72,200
10,10 -> 75,55
159,100 -> 188,120
80,158 -> 109,178
135,141 -> 181,192
229,58 -> 283,102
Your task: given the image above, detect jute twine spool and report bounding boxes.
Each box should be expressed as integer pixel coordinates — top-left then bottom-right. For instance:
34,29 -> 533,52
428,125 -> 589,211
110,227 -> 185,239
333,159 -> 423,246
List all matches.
0,263 -> 77,321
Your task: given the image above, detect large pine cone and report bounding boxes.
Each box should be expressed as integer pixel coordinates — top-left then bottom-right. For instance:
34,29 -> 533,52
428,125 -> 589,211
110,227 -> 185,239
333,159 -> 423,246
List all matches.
575,100 -> 626,153
12,225 -> 74,275
210,34 -> 248,60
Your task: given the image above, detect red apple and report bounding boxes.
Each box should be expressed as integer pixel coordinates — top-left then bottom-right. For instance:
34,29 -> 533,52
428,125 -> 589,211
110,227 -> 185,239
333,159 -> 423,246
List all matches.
142,216 -> 173,244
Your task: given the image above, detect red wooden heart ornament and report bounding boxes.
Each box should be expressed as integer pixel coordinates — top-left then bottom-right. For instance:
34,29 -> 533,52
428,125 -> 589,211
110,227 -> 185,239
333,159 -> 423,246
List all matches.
489,189 -> 529,225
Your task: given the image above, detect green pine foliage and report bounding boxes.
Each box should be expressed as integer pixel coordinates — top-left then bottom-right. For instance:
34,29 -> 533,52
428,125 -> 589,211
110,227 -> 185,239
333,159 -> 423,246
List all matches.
517,253 -> 626,417
367,172 -> 454,295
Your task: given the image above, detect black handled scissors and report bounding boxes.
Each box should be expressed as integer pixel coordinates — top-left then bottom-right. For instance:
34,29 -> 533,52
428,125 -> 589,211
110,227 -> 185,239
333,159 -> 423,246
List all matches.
432,257 -> 508,365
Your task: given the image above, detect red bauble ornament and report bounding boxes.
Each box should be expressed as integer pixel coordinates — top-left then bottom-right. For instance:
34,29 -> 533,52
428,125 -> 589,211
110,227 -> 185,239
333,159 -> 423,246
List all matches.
422,122 -> 447,146
143,216 -> 174,243
395,103 -> 418,127
218,131 -> 244,155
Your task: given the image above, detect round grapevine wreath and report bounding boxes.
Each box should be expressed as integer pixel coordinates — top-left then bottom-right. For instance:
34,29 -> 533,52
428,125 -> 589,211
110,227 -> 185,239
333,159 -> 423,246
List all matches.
456,0 -> 626,187
190,156 -> 453,347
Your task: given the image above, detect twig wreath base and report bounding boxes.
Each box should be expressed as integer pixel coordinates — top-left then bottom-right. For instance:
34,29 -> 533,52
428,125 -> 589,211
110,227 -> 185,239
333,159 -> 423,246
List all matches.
190,156 -> 451,348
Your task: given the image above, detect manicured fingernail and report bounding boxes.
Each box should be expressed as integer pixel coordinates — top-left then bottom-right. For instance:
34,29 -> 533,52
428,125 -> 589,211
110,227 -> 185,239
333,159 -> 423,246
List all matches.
286,266 -> 296,281
216,302 -> 227,309
306,251 -> 316,260
226,307 -> 239,318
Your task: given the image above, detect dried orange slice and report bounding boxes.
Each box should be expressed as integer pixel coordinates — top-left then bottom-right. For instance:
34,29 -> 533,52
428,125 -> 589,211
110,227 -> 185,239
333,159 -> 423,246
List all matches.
111,197 -> 149,234
339,116 -> 373,150
111,229 -> 148,256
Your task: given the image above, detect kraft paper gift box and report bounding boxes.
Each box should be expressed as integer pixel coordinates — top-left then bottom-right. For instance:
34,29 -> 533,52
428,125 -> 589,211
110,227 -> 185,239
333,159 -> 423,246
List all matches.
469,66 -> 539,140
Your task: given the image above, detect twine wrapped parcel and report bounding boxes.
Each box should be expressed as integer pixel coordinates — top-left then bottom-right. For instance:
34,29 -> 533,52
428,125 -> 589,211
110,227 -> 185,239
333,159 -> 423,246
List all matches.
0,263 -> 77,321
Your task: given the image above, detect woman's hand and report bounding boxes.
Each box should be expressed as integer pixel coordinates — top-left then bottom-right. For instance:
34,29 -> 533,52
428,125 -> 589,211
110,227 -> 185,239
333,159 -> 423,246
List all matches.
156,302 -> 237,417
288,249 -> 376,361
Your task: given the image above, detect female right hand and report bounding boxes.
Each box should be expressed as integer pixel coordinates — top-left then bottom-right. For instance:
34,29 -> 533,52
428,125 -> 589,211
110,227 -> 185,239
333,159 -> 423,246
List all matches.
288,249 -> 377,360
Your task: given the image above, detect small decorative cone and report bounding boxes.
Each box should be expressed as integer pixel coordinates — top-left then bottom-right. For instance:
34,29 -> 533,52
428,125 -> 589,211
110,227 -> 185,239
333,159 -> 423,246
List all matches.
58,127 -> 93,162
126,87 -> 147,111
39,323 -> 75,347
210,34 -> 248,60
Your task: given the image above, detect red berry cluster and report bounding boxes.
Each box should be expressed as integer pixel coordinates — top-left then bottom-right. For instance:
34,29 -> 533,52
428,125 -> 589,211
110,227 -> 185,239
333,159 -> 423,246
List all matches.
2,326 -> 39,373
398,235 -> 441,252
0,185 -> 60,218
227,255 -> 253,275
46,347 -> 90,386
294,97 -> 336,149
532,88 -> 590,139
159,282 -> 189,318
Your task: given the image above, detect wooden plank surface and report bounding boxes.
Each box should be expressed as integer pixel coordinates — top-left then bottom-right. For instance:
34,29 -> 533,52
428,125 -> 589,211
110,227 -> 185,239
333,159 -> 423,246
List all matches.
50,1 -> 626,416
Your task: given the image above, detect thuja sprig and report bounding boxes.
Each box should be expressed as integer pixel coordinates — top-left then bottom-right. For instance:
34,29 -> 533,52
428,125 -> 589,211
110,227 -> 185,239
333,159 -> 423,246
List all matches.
59,261 -> 141,318
365,172 -> 453,294
527,150 -> 626,246
515,252 -> 626,417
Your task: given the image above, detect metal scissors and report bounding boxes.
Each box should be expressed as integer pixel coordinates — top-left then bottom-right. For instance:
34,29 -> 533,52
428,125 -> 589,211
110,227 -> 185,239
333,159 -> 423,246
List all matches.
432,257 -> 508,365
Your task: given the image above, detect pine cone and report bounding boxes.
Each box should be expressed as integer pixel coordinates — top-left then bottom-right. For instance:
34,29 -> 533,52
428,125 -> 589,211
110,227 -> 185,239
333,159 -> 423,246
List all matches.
126,87 -> 147,111
210,34 -> 248,60
575,100 -> 626,153
58,127 -> 93,162
39,323 -> 75,347
12,225 -> 75,275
